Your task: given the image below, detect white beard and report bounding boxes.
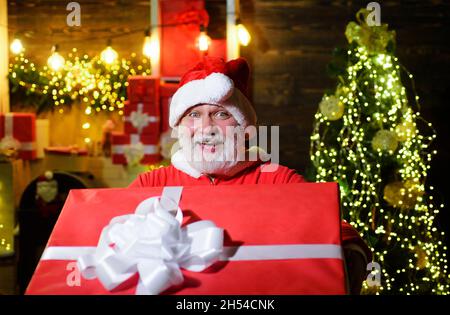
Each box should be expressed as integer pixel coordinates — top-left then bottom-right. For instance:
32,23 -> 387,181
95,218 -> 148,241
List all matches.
177,126 -> 248,177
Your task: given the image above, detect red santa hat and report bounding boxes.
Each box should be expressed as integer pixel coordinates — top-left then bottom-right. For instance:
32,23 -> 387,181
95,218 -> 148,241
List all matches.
169,56 -> 257,128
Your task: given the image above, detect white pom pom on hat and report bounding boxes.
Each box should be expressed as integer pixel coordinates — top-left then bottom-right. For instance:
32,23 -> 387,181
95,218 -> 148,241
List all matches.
169,56 -> 257,128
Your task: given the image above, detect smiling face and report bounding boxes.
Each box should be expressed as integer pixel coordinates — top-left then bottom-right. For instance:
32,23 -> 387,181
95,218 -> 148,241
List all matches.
177,104 -> 246,176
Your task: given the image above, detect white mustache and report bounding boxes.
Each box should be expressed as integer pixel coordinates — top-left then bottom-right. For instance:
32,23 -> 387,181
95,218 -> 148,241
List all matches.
192,135 -> 225,146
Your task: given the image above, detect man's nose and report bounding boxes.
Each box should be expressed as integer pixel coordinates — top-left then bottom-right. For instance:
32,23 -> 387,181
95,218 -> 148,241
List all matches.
196,115 -> 218,137
201,113 -> 214,128
194,114 -> 215,134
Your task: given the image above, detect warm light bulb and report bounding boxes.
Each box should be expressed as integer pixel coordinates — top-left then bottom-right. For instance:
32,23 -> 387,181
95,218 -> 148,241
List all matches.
143,35 -> 160,61
47,51 -> 65,71
10,38 -> 24,54
143,36 -> 152,58
82,122 -> 90,129
101,46 -> 118,64
197,31 -> 211,52
237,23 -> 251,46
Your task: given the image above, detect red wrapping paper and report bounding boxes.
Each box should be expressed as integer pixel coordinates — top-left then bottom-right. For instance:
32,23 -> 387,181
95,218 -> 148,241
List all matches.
160,0 -> 207,77
26,183 -> 347,295
0,112 -> 37,160
126,76 -> 160,103
209,39 -> 227,60
111,132 -> 161,165
159,82 -> 178,133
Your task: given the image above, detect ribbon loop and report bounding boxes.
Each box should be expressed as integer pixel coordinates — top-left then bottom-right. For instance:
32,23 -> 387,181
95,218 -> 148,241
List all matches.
76,186 -> 224,295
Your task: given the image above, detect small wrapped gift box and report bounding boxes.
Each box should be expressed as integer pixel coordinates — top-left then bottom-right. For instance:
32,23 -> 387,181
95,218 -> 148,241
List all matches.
111,133 -> 161,165
26,183 -> 348,295
127,76 -> 159,103
123,100 -> 160,135
0,113 -> 37,160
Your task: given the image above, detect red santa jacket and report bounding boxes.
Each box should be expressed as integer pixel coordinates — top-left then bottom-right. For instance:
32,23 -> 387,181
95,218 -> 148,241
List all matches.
129,160 -> 372,262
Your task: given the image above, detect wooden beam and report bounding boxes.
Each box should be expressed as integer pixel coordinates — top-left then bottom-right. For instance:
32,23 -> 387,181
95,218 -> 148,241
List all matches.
226,0 -> 239,60
150,0 -> 160,77
0,0 -> 10,113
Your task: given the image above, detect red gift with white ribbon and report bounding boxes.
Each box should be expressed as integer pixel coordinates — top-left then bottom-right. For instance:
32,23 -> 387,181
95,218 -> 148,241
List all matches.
0,112 -> 37,160
123,101 -> 160,135
26,183 -> 348,295
111,132 -> 161,165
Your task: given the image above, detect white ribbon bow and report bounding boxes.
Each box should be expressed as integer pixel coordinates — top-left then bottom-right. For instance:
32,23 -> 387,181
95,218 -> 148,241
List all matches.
123,141 -> 145,166
1,113 -> 35,153
76,187 -> 224,295
128,103 -> 159,134
0,135 -> 21,151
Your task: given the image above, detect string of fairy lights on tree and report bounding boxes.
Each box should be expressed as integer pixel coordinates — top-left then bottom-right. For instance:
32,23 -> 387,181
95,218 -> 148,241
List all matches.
309,10 -> 449,294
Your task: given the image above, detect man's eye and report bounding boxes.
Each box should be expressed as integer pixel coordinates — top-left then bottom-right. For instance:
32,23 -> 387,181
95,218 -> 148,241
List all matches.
215,111 -> 230,119
188,112 -> 200,118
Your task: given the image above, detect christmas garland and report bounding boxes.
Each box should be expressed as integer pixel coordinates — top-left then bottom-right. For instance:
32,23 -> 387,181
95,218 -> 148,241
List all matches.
8,49 -> 151,114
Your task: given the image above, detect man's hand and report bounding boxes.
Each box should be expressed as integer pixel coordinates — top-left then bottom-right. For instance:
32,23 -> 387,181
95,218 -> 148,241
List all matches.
344,247 -> 368,295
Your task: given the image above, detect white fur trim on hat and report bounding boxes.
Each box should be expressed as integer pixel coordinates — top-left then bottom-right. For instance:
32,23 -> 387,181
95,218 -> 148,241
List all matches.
169,72 -> 257,128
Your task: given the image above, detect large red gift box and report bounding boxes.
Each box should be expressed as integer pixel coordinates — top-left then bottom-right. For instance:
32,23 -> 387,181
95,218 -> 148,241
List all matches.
26,183 -> 348,295
0,112 -> 37,160
111,133 -> 161,165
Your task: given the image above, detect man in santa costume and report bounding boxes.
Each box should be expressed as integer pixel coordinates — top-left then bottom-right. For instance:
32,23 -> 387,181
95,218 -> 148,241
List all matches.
129,56 -> 372,294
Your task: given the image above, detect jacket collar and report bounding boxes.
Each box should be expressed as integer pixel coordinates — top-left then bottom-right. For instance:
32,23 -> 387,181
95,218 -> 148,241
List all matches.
171,149 -> 202,179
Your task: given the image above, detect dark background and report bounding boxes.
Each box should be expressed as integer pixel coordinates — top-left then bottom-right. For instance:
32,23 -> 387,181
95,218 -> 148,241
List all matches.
7,0 -> 450,239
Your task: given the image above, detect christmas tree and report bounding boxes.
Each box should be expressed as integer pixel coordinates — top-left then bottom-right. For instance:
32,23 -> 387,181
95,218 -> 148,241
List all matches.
309,9 -> 450,294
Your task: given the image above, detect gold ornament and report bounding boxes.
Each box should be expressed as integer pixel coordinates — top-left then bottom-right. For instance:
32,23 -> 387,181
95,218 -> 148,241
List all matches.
345,22 -> 362,45
395,121 -> 416,142
336,85 -> 350,96
403,179 -> 425,209
345,9 -> 396,53
319,95 -> 345,121
414,246 -> 428,270
362,283 -> 381,295
383,180 -> 424,211
372,130 -> 398,153
383,182 -> 403,208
